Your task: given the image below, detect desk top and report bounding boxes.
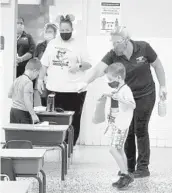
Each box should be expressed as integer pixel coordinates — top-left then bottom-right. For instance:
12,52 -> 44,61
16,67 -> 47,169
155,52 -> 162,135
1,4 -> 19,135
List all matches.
0,181 -> 31,193
36,111 -> 75,116
0,149 -> 46,158
3,124 -> 69,132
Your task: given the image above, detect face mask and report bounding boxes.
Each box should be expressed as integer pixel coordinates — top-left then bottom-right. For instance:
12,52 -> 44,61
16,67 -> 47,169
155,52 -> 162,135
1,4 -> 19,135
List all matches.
44,33 -> 54,41
108,81 -> 120,88
60,32 -> 72,41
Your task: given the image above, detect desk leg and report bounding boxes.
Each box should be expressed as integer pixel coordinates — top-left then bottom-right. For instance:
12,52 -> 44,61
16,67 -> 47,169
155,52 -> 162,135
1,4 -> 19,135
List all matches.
34,176 -> 43,193
63,141 -> 68,175
57,144 -> 65,182
40,170 -> 46,193
70,125 -> 74,164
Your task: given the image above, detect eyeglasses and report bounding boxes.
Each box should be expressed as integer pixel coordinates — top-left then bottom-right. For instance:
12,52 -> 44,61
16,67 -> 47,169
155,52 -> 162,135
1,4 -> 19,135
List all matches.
111,38 -> 126,45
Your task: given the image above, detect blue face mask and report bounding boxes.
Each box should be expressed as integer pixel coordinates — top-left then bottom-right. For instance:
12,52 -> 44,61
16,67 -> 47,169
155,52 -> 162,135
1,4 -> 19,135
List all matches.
108,81 -> 120,88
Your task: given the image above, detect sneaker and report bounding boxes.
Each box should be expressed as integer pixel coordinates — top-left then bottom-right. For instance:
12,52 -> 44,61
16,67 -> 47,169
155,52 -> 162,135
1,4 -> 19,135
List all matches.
112,177 -> 122,187
117,173 -> 134,190
133,169 -> 150,178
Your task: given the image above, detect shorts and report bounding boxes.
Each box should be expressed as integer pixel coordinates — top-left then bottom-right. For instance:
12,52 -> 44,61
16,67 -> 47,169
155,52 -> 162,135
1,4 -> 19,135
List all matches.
104,115 -> 128,150
111,126 -> 128,150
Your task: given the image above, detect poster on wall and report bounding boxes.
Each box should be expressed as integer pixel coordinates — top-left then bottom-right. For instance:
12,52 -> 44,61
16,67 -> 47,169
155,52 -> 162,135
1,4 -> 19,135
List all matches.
100,2 -> 121,34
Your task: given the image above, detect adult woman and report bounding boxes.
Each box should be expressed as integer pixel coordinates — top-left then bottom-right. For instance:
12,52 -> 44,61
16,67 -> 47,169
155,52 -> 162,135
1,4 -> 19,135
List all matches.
37,15 -> 92,146
78,26 -> 167,178
17,17 -> 35,77
34,23 -> 57,106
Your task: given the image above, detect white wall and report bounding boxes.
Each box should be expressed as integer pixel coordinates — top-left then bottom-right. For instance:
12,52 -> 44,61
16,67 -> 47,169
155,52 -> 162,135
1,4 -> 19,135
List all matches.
0,1 -> 17,142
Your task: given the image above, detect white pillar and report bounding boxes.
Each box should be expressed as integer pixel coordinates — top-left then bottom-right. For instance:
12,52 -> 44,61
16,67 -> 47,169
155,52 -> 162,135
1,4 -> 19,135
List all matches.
0,0 -> 17,142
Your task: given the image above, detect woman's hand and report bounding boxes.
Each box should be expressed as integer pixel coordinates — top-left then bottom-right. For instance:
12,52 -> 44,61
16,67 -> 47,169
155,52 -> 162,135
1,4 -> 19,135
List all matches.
68,64 -> 80,73
159,86 -> 167,100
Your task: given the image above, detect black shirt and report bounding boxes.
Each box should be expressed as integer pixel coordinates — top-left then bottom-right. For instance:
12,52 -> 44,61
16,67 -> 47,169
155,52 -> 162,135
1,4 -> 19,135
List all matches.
102,40 -> 157,98
17,31 -> 35,77
34,41 -> 47,60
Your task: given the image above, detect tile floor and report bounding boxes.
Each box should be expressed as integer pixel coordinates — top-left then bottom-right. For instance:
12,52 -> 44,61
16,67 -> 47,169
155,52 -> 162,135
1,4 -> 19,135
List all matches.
20,146 -> 172,193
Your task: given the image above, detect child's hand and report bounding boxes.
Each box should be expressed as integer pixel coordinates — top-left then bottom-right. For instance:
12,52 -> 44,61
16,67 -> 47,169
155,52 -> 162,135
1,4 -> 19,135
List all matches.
102,93 -> 112,98
111,92 -> 119,100
32,114 -> 40,124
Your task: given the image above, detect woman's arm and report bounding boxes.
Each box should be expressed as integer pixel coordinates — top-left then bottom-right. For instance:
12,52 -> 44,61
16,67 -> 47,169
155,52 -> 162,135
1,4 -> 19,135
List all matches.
83,61 -> 108,84
8,84 -> 14,98
151,57 -> 166,86
151,57 -> 167,100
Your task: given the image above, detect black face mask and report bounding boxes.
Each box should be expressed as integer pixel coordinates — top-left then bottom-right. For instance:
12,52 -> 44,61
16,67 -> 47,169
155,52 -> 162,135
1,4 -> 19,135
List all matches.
108,81 -> 120,88
60,32 -> 72,41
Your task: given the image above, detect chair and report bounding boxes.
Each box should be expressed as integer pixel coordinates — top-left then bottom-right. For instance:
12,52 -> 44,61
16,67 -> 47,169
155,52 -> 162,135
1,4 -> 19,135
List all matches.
1,158 -> 16,180
3,140 -> 46,193
4,140 -> 33,149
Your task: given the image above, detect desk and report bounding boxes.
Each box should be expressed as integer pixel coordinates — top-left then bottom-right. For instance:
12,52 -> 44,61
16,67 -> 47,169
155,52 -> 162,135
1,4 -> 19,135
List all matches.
3,124 -> 69,182
0,149 -> 46,193
36,111 -> 75,165
0,181 -> 31,193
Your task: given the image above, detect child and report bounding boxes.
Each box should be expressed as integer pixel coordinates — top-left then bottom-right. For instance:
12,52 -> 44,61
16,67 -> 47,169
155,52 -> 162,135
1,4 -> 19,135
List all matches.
94,62 -> 136,190
8,58 -> 41,124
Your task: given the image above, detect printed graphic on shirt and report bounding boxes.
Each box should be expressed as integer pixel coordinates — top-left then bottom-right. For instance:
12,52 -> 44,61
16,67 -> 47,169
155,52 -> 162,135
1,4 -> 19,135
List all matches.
136,56 -> 147,63
52,47 -> 70,68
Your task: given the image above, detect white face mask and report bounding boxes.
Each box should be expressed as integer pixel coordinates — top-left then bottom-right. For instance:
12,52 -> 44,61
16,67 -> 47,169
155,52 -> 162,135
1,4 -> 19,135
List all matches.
44,33 -> 54,41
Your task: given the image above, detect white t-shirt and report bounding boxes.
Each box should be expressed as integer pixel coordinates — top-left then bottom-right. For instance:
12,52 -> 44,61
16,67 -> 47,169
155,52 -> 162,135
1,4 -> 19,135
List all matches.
41,35 -> 90,92
110,84 -> 136,130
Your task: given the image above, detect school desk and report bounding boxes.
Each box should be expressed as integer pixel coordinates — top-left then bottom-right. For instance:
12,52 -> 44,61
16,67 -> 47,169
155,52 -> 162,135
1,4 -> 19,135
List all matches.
0,149 -> 46,193
0,181 -> 31,193
3,124 -> 69,182
36,111 -> 75,165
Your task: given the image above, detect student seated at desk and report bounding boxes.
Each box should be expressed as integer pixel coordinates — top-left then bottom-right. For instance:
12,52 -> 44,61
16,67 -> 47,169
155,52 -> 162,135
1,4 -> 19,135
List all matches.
8,58 -> 41,124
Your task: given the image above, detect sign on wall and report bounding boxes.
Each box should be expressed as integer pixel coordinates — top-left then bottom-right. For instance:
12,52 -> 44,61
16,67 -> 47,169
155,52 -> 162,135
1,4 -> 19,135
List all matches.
100,2 -> 121,34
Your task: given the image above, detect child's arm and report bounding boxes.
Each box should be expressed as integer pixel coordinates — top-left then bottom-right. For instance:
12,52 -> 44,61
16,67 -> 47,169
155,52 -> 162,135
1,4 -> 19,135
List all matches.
8,84 -> 14,98
24,83 -> 39,123
112,89 -> 136,110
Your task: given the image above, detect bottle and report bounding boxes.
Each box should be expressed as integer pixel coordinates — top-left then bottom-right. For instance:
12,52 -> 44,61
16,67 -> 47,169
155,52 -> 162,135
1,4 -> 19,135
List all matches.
47,93 -> 55,112
158,99 -> 166,117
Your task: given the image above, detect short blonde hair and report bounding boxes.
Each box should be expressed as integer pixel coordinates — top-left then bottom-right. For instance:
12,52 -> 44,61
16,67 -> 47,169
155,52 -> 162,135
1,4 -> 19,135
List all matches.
110,26 -> 130,40
107,62 -> 126,80
25,58 -> 42,71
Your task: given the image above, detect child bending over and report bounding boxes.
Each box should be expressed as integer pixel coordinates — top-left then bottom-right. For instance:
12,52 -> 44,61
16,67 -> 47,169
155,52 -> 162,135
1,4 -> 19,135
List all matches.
8,58 -> 41,124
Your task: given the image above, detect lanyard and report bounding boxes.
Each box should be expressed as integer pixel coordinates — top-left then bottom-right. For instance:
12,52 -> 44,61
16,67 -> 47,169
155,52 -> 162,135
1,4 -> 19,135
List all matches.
23,74 -> 32,81
112,83 -> 126,94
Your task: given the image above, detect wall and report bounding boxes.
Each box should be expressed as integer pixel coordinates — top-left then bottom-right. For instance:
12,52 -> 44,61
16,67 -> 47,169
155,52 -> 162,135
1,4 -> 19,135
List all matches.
18,4 -> 49,44
0,0 -> 17,142
87,0 -> 172,38
79,0 -> 172,147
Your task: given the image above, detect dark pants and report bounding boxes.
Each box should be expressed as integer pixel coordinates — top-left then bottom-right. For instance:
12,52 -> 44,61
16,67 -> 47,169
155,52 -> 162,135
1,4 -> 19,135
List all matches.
10,108 -> 32,124
124,91 -> 156,171
49,91 -> 87,146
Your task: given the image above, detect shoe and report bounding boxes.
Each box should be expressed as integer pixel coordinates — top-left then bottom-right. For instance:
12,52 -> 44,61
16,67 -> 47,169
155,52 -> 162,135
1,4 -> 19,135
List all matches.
112,177 -> 122,187
133,169 -> 150,178
116,173 -> 134,190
